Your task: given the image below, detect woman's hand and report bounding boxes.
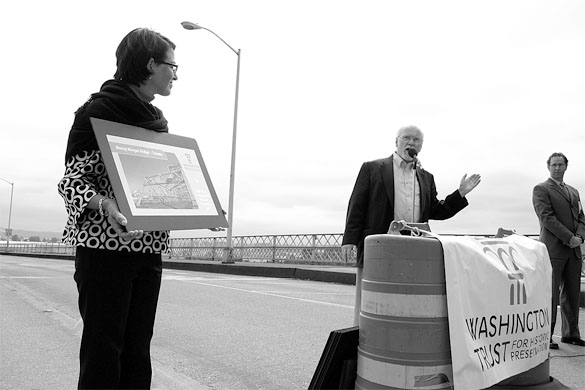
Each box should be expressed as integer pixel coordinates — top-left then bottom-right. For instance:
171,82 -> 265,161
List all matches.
102,199 -> 144,240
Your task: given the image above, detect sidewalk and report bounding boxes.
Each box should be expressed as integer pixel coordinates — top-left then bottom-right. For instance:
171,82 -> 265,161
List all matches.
548,319 -> 585,390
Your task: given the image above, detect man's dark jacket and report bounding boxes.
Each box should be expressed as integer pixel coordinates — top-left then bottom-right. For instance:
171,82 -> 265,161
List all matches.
342,156 -> 468,267
532,178 -> 585,260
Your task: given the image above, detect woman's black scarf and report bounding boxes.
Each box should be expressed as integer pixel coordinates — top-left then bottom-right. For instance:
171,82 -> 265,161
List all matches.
65,79 -> 169,162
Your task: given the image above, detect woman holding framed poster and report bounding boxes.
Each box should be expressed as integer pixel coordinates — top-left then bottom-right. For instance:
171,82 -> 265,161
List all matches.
58,28 -> 178,389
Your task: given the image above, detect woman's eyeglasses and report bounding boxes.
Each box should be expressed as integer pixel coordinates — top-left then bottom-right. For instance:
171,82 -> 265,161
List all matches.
157,61 -> 179,73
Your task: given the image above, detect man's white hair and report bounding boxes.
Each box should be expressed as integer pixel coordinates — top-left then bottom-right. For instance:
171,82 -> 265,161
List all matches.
396,125 -> 424,140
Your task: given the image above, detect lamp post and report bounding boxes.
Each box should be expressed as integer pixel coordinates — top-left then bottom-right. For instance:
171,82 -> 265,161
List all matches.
182,21 -> 241,264
0,177 -> 14,248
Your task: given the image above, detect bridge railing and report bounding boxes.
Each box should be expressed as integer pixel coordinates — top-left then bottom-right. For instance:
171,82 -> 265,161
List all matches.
1,242 -> 76,256
167,234 -> 350,264
0,234 -> 351,264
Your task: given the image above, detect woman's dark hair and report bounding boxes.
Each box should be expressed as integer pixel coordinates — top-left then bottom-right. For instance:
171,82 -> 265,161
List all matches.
114,28 -> 176,86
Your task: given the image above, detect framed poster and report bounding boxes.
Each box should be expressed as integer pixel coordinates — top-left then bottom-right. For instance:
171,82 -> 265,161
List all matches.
91,117 -> 228,231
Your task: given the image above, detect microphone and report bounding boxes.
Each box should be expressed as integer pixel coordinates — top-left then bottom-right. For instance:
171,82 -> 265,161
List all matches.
407,148 -> 418,169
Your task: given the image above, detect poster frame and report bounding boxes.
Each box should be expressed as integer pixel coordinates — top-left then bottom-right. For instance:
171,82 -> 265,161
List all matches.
91,117 -> 228,231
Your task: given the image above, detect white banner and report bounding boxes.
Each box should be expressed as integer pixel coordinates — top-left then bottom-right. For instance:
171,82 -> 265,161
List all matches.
438,234 -> 552,390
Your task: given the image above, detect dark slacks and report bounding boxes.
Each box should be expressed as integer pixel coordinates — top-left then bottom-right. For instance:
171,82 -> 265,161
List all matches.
74,246 -> 162,389
550,253 -> 582,339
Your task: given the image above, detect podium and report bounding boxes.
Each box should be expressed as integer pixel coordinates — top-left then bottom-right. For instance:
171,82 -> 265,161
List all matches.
356,234 -> 452,389
354,233 -> 564,390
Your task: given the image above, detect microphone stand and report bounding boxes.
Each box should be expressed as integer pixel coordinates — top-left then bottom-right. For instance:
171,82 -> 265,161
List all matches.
407,149 -> 418,224
412,159 -> 416,223
401,149 -> 419,226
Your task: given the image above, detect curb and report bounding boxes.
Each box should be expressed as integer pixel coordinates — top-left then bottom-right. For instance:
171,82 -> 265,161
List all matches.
1,252 -> 357,286
3,252 -> 75,261
163,260 -> 357,285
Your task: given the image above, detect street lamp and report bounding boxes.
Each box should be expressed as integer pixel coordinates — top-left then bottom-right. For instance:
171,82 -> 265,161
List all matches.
0,177 -> 14,247
181,21 -> 241,264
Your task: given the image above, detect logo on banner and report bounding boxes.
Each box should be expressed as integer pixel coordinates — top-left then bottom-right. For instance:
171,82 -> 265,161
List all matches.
483,243 -> 527,305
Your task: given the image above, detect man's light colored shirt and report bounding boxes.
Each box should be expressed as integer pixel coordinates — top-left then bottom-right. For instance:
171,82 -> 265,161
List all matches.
393,152 -> 421,223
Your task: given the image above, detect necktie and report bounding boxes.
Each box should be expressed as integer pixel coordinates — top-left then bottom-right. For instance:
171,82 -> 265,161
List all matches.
560,183 -> 571,201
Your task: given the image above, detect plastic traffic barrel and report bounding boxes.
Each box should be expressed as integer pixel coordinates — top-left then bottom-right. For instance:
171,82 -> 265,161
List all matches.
355,234 -> 453,389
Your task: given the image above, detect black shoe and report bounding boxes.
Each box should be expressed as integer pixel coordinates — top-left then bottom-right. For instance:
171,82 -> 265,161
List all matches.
550,340 -> 559,349
560,337 -> 585,346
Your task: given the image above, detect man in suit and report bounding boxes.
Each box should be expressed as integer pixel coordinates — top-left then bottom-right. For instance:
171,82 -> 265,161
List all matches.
533,152 -> 585,349
342,125 -> 481,325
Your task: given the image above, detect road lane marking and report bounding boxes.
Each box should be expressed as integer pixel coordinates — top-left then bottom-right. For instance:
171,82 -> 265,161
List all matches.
178,279 -> 353,309
163,275 -> 283,282
259,291 -> 352,295
0,276 -> 70,279
151,359 -> 210,390
2,276 -> 82,334
163,273 -> 343,286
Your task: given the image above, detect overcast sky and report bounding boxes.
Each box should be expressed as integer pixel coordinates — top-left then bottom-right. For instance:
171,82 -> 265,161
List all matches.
1,0 -> 584,239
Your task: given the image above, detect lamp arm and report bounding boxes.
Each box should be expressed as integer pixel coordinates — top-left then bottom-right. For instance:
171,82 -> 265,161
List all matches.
200,27 -> 239,56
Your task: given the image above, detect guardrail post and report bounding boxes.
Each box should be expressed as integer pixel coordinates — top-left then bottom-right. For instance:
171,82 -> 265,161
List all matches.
212,238 -> 216,261
190,238 -> 194,260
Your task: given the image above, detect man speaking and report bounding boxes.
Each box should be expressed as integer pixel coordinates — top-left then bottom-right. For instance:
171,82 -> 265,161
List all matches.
341,125 -> 481,325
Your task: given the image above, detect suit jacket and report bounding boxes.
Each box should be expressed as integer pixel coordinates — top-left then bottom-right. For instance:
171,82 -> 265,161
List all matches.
532,178 -> 585,259
342,156 -> 468,266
